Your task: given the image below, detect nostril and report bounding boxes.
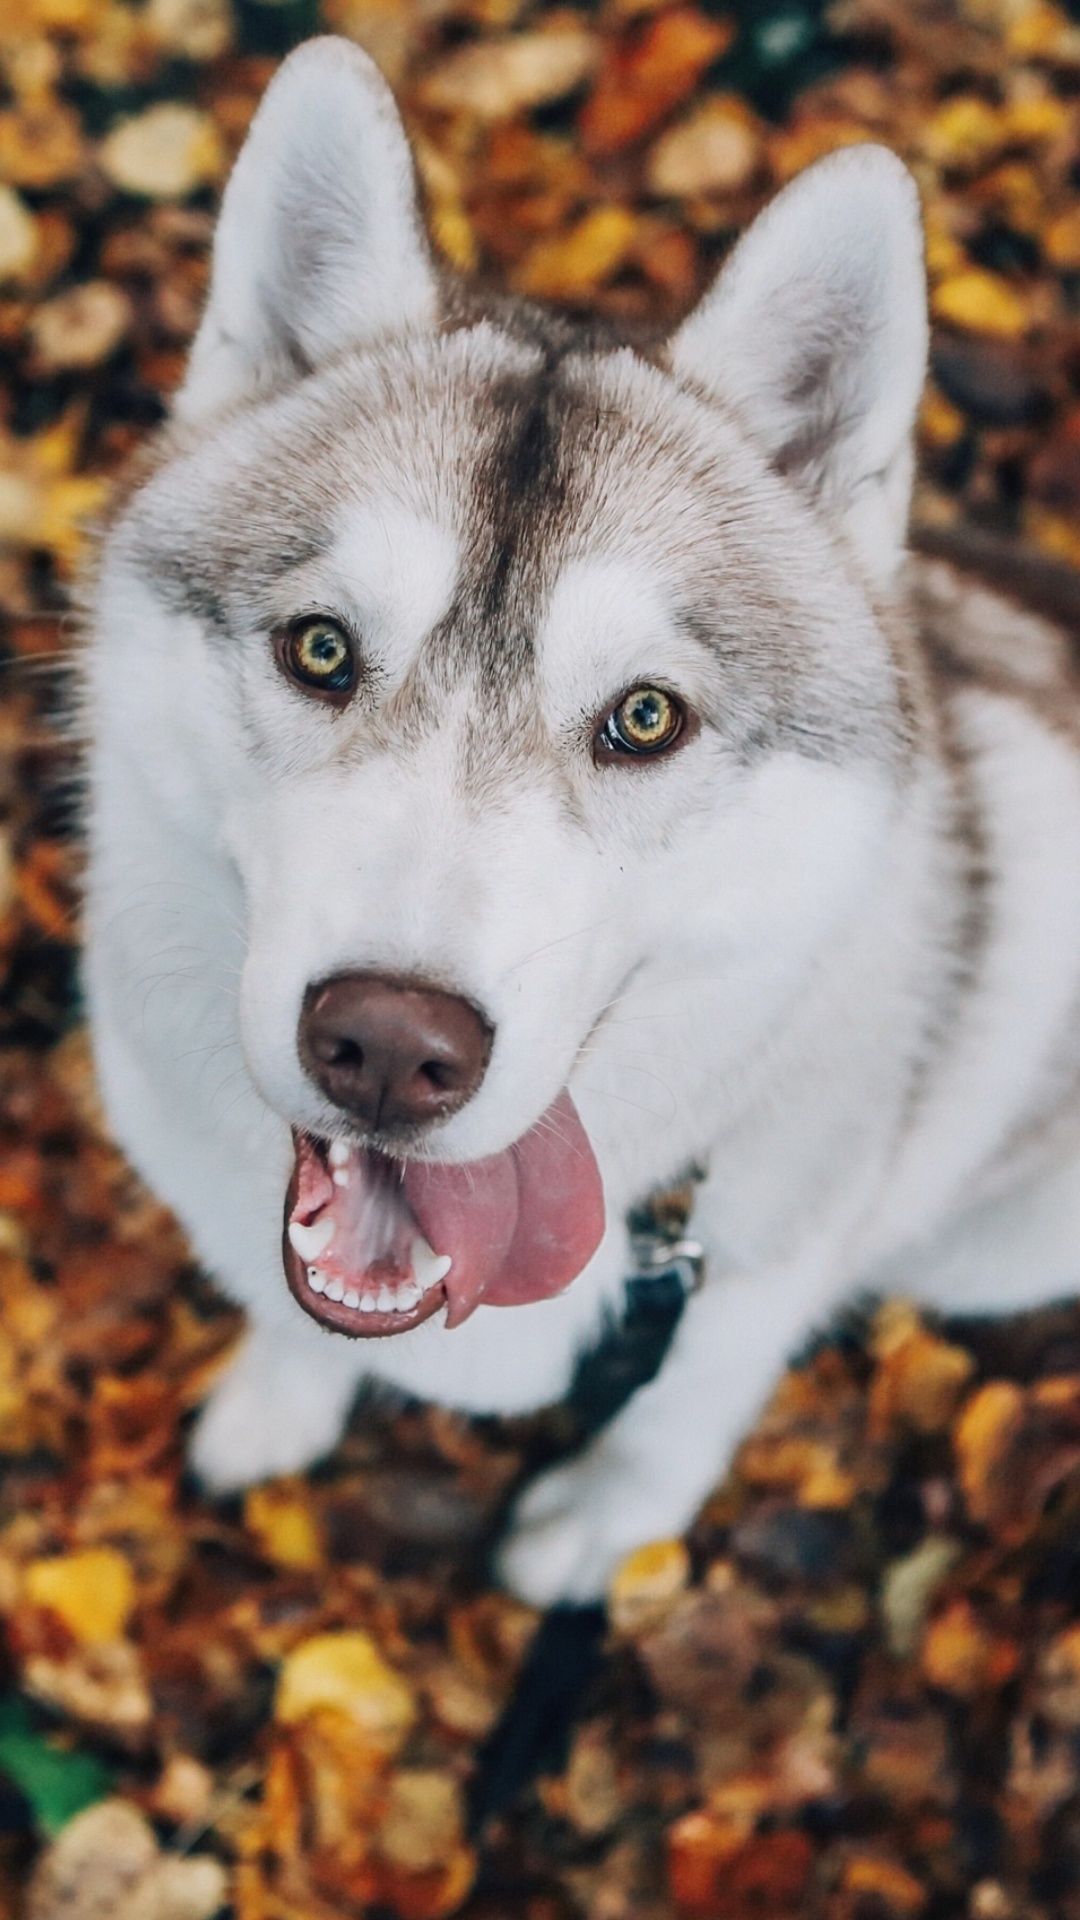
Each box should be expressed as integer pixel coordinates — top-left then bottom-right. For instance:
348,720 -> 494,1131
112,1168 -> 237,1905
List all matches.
311,1032 -> 364,1068
420,1059 -> 456,1091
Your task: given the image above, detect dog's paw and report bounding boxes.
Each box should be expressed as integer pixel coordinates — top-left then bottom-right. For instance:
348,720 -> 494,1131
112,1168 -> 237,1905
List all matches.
497,1452 -> 677,1607
189,1331 -> 359,1492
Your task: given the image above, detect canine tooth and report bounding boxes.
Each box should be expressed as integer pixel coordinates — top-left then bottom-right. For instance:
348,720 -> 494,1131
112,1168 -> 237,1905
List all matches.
360,1294 -> 377,1313
288,1217 -> 335,1261
332,1169 -> 350,1187
307,1267 -> 327,1295
328,1140 -> 350,1167
377,1285 -> 395,1313
411,1236 -> 453,1293
324,1277 -> 344,1303
343,1289 -> 360,1309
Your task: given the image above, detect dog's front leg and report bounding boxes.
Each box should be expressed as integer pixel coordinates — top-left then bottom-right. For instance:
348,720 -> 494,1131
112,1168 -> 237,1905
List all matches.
498,1254 -> 845,1607
190,1317 -> 370,1493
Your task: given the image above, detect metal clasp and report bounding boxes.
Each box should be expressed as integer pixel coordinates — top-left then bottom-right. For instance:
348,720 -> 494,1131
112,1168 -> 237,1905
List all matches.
629,1230 -> 705,1297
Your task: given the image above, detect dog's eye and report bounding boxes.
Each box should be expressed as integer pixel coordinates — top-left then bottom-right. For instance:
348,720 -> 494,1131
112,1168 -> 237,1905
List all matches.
280,617 -> 355,697
596,686 -> 685,761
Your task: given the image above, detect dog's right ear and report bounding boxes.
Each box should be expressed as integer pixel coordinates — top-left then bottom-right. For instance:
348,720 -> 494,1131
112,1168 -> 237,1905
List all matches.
174,37 -> 437,422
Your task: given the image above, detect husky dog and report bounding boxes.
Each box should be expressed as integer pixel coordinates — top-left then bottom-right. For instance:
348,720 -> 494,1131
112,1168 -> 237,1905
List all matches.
82,36 -> 1080,1606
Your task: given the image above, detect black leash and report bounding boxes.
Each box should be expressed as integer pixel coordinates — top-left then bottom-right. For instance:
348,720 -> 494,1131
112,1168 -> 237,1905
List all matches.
468,1220 -> 704,1835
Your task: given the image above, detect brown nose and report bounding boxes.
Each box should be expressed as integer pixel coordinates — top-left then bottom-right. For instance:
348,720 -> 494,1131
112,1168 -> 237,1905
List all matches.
298,971 -> 494,1131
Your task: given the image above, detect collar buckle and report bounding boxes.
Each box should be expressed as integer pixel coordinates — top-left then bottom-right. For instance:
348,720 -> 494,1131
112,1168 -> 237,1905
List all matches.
629,1228 -> 705,1297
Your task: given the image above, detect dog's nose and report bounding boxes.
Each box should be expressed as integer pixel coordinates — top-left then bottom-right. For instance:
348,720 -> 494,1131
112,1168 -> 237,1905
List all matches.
298,971 -> 494,1130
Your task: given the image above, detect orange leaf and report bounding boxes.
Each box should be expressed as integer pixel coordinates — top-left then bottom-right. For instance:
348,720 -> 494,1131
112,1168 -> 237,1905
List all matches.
580,10 -> 733,156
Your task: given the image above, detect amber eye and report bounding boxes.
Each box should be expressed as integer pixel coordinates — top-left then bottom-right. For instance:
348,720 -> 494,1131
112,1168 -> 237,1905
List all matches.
281,617 -> 355,697
596,685 -> 685,760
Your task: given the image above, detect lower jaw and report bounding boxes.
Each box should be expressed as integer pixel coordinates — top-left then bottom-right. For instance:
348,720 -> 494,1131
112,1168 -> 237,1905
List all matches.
282,1238 -> 448,1338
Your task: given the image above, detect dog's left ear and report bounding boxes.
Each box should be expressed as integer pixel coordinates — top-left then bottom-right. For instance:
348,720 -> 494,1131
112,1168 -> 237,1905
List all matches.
671,145 -> 927,586
175,37 -> 437,421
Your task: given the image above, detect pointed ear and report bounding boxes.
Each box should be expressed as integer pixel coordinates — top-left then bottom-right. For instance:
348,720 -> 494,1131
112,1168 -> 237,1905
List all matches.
175,37 -> 438,422
671,145 -> 927,585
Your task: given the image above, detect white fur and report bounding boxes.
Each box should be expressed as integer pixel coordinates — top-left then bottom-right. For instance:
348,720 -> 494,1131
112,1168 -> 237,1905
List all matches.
82,41 -> 1080,1605
176,38 -> 437,420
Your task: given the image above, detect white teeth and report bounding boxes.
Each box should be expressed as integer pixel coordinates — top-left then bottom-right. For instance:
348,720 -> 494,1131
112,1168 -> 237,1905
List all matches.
306,1267 -> 327,1295
288,1217 -> 335,1261
377,1285 -> 395,1312
332,1169 -> 350,1187
360,1295 -> 377,1312
411,1235 -> 452,1294
328,1140 -> 350,1167
343,1289 -> 361,1309
324,1277 -> 344,1303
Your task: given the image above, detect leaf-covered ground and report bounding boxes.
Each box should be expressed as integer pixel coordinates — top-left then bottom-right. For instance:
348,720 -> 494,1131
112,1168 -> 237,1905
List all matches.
2,0 -> 1080,1913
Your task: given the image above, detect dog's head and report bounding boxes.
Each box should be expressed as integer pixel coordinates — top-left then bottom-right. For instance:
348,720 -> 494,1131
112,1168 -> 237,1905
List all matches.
93,39 -> 928,1338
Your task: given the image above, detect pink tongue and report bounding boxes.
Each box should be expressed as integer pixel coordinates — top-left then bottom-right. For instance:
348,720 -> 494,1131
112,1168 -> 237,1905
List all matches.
402,1091 -> 605,1326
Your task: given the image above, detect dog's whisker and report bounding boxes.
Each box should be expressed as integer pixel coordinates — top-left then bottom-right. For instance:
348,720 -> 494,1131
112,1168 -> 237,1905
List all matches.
503,917 -> 612,977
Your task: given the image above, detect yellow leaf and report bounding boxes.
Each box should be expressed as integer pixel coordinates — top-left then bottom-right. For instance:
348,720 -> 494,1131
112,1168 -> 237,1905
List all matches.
1026,506 -> 1080,569
1006,0 -> 1080,55
922,96 -> 1005,169
1001,92 -> 1070,144
25,1548 -> 135,1645
39,475 -> 111,570
921,1597 -> 1018,1697
609,1537 -> 689,1631
275,1631 -> 416,1750
932,269 -> 1028,338
0,185 -> 36,281
244,1480 -> 323,1572
513,205 -> 636,298
842,1855 -> 926,1913
429,201 -> 477,274
955,1379 -> 1025,1523
1045,205 -> 1080,268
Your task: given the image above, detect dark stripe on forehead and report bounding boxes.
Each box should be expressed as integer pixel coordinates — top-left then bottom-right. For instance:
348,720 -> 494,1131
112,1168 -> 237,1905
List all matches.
474,355 -> 571,644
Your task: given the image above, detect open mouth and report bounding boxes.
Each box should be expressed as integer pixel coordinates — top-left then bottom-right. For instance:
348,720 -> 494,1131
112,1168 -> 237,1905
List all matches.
282,1091 -> 605,1338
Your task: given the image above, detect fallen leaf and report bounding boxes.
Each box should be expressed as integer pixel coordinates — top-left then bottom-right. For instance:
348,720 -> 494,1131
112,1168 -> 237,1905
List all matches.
377,1768 -> 465,1873
99,104 -> 225,199
275,1629 -> 416,1750
0,1693 -> 113,1836
932,268 -> 1029,337
244,1479 -> 324,1572
25,1548 -> 135,1646
580,9 -> 734,157
609,1537 -> 691,1632
880,1536 -> 962,1658
513,203 -> 636,296
28,280 -> 131,371
420,27 -> 598,119
869,1302 -> 975,1437
921,1597 -> 1019,1696
26,1798 -> 227,1920
647,96 -> 761,197
0,103 -> 84,189
143,0 -> 234,61
0,187 -> 38,281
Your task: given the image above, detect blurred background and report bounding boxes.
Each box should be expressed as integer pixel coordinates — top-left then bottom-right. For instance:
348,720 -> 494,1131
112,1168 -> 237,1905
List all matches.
0,0 -> 1079,1916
